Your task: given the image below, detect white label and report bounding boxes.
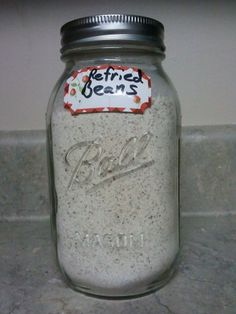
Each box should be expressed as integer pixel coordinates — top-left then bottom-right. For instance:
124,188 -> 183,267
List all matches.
64,65 -> 151,115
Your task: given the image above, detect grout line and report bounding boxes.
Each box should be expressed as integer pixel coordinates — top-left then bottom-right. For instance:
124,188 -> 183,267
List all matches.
0,215 -> 50,222
181,211 -> 236,217
0,211 -> 236,222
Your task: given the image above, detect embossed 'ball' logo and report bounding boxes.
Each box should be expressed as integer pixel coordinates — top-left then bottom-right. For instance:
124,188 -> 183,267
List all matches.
65,132 -> 154,192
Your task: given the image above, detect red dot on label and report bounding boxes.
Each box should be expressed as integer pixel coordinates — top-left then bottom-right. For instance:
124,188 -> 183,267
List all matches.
82,75 -> 89,83
133,95 -> 141,103
70,88 -> 76,96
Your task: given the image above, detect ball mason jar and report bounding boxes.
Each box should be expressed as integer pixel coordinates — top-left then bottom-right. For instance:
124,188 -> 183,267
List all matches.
46,14 -> 181,298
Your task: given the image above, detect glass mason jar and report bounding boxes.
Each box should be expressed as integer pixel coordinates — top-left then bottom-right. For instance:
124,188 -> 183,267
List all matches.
46,14 -> 181,299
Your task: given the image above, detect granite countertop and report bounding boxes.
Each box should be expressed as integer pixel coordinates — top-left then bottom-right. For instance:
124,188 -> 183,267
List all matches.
1,215 -> 236,314
0,126 -> 236,314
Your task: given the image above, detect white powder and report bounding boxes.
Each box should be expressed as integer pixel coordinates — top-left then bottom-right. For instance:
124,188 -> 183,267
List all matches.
51,88 -> 179,297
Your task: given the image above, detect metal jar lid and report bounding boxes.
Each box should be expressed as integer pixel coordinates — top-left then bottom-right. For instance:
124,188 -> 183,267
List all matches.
60,14 -> 165,54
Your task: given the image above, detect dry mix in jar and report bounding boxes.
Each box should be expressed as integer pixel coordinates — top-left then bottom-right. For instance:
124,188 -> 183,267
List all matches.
46,14 -> 181,298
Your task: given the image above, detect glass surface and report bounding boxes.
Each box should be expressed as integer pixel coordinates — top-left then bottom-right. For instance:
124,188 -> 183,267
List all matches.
46,44 -> 181,299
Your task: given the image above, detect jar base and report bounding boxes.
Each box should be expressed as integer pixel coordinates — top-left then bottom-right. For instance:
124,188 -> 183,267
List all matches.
59,253 -> 179,300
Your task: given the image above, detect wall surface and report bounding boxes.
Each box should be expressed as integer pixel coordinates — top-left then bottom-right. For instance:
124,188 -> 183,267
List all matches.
0,0 -> 236,130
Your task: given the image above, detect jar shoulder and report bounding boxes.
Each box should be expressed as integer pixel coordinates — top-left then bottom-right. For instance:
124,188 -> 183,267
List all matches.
46,67 -> 72,125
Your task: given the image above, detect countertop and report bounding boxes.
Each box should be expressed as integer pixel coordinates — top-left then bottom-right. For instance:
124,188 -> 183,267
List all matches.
1,215 -> 236,314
